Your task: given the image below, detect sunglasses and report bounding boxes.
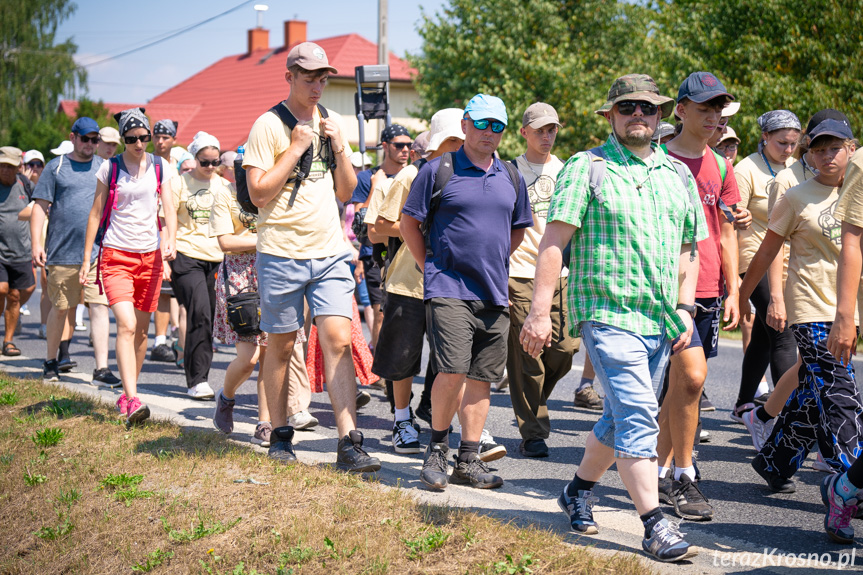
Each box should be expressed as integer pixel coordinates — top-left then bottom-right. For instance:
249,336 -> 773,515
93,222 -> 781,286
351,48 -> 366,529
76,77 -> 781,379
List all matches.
469,119 -> 506,133
78,134 -> 100,144
197,159 -> 220,168
616,101 -> 659,116
123,133 -> 152,145
390,141 -> 413,150
27,161 -> 44,169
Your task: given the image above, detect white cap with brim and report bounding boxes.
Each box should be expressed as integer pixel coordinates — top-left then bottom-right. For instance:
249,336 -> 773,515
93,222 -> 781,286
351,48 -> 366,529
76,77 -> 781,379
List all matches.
426,108 -> 465,153
722,102 -> 741,118
717,127 -> 740,145
350,151 -> 373,169
50,141 -> 74,156
23,150 -> 45,164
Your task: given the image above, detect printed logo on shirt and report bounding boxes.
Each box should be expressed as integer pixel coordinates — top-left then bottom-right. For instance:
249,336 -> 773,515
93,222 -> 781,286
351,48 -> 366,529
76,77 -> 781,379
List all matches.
238,207 -> 257,232
186,188 -> 215,224
819,200 -> 841,245
528,175 -> 555,217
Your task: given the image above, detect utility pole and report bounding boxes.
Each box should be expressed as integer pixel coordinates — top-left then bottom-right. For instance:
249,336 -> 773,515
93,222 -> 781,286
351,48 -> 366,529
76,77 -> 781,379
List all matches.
376,0 -> 388,159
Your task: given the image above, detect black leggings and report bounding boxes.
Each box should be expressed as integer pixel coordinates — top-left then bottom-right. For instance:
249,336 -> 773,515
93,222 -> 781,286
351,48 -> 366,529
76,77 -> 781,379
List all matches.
170,252 -> 219,388
736,271 -> 797,407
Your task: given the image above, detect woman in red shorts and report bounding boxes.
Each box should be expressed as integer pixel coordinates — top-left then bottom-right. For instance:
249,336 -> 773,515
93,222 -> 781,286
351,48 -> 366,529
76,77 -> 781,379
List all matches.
80,108 -> 177,425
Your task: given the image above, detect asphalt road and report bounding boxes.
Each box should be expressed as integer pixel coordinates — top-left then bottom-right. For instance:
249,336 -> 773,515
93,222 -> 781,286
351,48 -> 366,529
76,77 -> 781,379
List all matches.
3,295 -> 863,573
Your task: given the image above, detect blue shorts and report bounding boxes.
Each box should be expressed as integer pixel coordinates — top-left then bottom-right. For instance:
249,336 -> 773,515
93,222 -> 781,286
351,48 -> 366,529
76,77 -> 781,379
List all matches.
688,297 -> 723,359
581,321 -> 671,459
256,251 -> 354,334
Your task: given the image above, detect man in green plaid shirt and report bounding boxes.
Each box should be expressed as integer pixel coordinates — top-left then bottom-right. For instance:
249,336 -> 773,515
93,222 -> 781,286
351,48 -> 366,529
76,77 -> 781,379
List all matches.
520,74 -> 707,563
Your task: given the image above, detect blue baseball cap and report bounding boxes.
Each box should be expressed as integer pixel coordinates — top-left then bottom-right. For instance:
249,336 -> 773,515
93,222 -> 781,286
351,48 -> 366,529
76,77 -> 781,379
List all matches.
464,94 -> 508,125
808,119 -> 854,144
71,117 -> 100,136
677,72 -> 734,104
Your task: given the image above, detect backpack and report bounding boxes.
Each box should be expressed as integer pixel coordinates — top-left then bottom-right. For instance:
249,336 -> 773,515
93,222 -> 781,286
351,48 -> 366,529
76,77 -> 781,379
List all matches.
351,166 -> 383,245
420,153 -> 521,258
371,158 -> 429,273
94,153 -> 163,293
16,174 -> 33,200
235,101 -> 335,215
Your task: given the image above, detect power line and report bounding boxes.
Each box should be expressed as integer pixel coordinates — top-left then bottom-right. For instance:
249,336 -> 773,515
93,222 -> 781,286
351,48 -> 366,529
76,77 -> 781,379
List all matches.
81,0 -> 255,68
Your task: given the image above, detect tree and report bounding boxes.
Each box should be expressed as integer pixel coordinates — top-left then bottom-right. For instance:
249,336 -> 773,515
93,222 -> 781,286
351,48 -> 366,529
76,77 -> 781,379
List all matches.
0,0 -> 86,145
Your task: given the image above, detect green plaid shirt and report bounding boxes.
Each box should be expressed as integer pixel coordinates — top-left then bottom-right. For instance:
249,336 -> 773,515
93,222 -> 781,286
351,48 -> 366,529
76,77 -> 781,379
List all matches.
548,136 -> 708,339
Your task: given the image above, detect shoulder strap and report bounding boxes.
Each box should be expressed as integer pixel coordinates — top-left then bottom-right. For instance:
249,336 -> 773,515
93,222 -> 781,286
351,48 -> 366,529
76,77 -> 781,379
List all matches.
269,100 -> 299,130
501,159 -> 520,195
586,146 -> 607,204
151,154 -> 163,194
663,153 -> 701,262
222,261 -> 233,298
316,103 -> 328,119
421,152 -> 455,257
712,149 -> 727,182
412,158 -> 428,172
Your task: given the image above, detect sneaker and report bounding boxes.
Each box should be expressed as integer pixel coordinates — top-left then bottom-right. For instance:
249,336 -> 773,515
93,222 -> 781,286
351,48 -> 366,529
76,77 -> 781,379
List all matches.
252,422 -> 273,447
743,409 -> 774,452
392,419 -> 421,454
56,357 -> 77,373
754,391 -> 771,406
821,474 -> 858,544
213,393 -> 235,434
671,474 -> 713,521
699,429 -> 710,443
356,389 -> 371,410
813,452 -> 836,473
92,368 -> 122,388
658,469 -> 674,505
450,453 -> 504,489
116,395 -> 130,417
336,430 -> 381,473
187,382 -> 215,400
519,438 -> 549,458
557,483 -> 599,534
415,403 -> 432,426
74,321 -> 87,332
751,455 -> 795,493
574,385 -> 604,410
420,442 -> 450,490
288,410 -> 319,431
20,304 -> 30,316
37,324 -> 47,339
42,359 -> 60,382
478,429 -> 507,462
730,402 -> 755,424
150,343 -> 175,363
699,392 -> 715,412
126,397 -> 150,426
267,426 -> 297,463
493,370 -> 509,392
642,518 -> 697,562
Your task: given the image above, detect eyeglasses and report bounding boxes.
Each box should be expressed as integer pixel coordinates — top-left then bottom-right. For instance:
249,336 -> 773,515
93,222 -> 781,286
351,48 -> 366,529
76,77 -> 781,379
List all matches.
616,101 -> 659,116
390,141 -> 413,150
469,119 -> 506,133
197,159 -> 220,168
26,161 -> 44,169
77,134 -> 100,144
717,144 -> 738,152
123,134 -> 152,145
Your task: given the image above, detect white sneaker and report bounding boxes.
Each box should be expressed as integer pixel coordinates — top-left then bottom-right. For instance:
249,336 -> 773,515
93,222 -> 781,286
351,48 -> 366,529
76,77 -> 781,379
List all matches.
74,321 -> 87,332
478,428 -> 507,462
812,452 -> 835,473
20,304 -> 30,316
699,429 -> 710,443
288,409 -> 319,430
392,419 -> 421,454
187,382 -> 215,400
743,408 -> 774,452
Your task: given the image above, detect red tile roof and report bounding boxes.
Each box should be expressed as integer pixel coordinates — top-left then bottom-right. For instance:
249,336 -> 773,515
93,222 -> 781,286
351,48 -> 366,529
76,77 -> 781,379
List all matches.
61,33 -> 415,152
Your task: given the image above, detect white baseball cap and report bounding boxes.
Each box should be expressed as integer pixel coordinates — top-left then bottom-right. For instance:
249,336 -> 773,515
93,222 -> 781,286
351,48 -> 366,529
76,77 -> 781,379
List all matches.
426,108 -> 465,153
50,140 -> 74,156
23,150 -> 45,164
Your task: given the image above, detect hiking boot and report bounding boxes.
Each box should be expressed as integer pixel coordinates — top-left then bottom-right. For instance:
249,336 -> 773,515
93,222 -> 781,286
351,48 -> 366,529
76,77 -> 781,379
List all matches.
478,429 -> 507,462
288,410 -> 319,431
336,430 -> 381,473
450,453 -> 503,489
56,357 -> 77,373
267,426 -> 297,463
658,469 -> 674,505
730,402 -> 754,424
252,422 -> 272,447
213,393 -> 235,434
420,442 -> 450,490
42,359 -> 60,382
356,390 -> 371,410
116,394 -> 130,417
92,368 -> 121,388
743,409 -> 774,453
671,475 -> 713,521
519,438 -> 549,458
392,419 -> 421,454
699,392 -> 715,412
751,455 -> 795,493
187,382 -> 215,400
150,343 -> 175,363
642,518 -> 697,562
821,474 -> 858,544
557,483 -> 599,534
126,397 -> 150,426
574,385 -> 604,410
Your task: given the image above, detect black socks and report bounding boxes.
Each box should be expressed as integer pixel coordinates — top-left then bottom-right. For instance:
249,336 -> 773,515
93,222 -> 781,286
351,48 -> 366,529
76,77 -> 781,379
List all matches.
641,507 -> 663,537
457,440 -> 479,463
57,339 -> 71,362
755,405 -> 772,423
430,428 -> 449,445
567,474 -> 597,496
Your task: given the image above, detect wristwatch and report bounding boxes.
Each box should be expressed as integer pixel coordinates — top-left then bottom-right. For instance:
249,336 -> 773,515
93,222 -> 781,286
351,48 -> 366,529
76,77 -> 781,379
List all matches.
676,303 -> 696,318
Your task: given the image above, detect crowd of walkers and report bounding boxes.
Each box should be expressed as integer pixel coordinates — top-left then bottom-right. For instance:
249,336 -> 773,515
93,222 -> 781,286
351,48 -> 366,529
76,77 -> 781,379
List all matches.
3,41 -> 863,562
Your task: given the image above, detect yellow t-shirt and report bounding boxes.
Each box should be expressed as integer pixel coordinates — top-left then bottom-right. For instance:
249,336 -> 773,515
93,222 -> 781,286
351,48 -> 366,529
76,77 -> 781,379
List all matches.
376,163 -> 424,299
171,173 -> 226,263
768,156 -> 817,217
834,149 -> 863,324
768,178 -> 858,325
363,177 -> 391,227
735,153 -> 792,273
209,182 -> 257,255
509,154 -> 566,279
242,105 -> 352,259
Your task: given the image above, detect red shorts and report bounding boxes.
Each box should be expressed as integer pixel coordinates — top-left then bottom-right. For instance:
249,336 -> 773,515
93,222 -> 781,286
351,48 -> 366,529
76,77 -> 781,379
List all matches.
99,248 -> 163,312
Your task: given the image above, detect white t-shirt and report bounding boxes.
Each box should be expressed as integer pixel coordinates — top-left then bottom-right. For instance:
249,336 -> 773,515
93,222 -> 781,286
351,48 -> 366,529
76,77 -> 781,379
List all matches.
95,155 -> 161,253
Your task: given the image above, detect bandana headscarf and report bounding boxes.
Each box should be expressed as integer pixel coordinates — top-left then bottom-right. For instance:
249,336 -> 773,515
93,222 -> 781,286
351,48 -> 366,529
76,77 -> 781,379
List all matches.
380,123 -> 410,143
757,110 -> 801,134
153,119 -> 178,137
113,107 -> 150,135
188,131 -> 220,157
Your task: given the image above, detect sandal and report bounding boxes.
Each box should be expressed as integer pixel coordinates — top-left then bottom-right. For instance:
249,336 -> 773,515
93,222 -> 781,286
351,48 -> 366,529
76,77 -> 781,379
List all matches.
2,341 -> 21,357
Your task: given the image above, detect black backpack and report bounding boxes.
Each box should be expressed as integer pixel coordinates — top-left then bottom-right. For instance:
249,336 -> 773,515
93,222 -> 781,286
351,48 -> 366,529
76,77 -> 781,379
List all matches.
235,101 -> 336,214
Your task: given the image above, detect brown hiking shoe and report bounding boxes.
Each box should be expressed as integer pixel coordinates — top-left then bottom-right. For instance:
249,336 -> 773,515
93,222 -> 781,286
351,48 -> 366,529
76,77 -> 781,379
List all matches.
574,385 -> 604,410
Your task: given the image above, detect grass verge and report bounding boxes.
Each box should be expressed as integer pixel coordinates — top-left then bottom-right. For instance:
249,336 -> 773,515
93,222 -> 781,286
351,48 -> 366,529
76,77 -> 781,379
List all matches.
0,371 -> 653,575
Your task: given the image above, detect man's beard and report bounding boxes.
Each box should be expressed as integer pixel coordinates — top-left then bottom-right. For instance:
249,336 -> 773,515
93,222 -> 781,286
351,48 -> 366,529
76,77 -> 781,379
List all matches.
614,122 -> 654,148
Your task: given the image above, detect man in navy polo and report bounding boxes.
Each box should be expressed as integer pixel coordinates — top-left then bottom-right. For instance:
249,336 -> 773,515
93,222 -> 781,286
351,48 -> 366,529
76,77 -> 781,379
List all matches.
401,94 -> 533,490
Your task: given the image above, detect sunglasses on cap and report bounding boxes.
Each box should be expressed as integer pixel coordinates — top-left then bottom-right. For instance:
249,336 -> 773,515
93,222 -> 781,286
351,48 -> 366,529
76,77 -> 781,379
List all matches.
197,159 -> 220,168
616,101 -> 659,116
469,118 -> 506,133
389,141 -> 413,150
27,161 -> 44,169
77,134 -> 100,144
123,133 -> 152,145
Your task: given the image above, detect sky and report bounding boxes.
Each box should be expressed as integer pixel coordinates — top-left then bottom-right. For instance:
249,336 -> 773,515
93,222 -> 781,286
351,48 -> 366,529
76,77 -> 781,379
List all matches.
57,0 -> 448,104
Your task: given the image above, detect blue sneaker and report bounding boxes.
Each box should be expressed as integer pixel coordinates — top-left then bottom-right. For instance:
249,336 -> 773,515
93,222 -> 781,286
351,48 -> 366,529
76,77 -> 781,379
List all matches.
557,483 -> 598,534
821,474 -> 857,544
642,518 -> 697,562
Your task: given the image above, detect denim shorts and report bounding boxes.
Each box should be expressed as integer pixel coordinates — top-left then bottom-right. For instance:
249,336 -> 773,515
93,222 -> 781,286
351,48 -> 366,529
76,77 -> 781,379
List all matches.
581,321 -> 671,459
256,250 -> 354,334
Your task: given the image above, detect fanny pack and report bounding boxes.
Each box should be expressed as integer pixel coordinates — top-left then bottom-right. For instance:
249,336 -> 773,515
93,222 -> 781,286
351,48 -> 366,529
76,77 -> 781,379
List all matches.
221,262 -> 261,336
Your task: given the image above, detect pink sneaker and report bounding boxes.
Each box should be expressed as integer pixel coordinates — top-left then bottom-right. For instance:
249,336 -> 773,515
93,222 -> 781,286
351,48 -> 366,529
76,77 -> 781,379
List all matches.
116,395 -> 130,417
126,397 -> 150,426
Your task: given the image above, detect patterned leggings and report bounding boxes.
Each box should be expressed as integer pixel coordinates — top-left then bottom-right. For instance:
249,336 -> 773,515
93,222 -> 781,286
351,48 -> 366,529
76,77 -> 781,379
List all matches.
755,322 -> 863,478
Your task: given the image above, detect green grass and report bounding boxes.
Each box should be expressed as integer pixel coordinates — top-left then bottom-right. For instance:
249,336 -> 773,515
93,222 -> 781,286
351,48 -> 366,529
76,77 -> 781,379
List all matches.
161,516 -> 242,543
31,427 -> 64,447
131,549 -> 174,572
0,391 -> 18,406
100,473 -> 143,489
403,528 -> 450,560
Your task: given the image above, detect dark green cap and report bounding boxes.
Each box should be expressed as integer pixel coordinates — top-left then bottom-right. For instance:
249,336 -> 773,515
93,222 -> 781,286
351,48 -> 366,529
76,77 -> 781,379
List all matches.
596,74 -> 675,119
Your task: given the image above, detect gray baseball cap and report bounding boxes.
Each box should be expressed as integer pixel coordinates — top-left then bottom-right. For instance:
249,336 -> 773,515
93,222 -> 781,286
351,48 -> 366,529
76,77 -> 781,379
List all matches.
286,42 -> 338,74
522,102 -> 561,128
